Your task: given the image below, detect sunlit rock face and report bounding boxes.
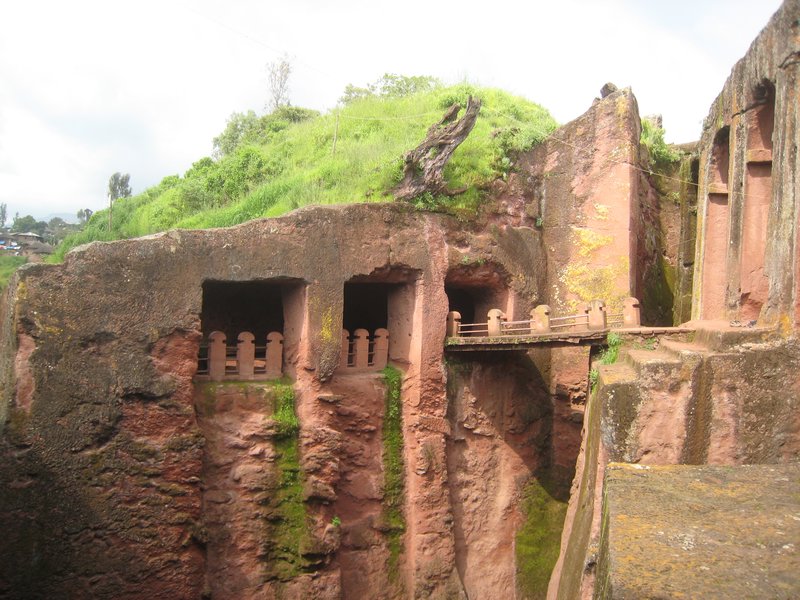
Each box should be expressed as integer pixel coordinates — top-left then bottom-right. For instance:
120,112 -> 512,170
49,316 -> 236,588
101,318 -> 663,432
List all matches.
12,26 -> 799,594
692,0 -> 800,329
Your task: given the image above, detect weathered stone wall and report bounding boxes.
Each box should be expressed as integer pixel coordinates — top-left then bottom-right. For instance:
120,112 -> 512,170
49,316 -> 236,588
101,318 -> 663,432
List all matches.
553,4 -> 800,598
519,88 -> 643,316
550,329 -> 800,599
693,0 -> 800,328
0,84 -> 652,598
673,155 -> 699,325
445,353 -> 557,598
595,463 -> 800,599
634,141 -> 699,327
0,203 -> 547,598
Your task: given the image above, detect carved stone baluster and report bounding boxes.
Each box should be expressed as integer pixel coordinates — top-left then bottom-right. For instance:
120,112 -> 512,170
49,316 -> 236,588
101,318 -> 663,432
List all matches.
588,300 -> 607,330
623,297 -> 641,327
372,328 -> 389,369
266,332 -> 283,378
353,328 -> 369,368
208,331 -> 227,382
446,311 -> 462,337
487,309 -> 506,337
532,305 -> 551,333
237,331 -> 255,379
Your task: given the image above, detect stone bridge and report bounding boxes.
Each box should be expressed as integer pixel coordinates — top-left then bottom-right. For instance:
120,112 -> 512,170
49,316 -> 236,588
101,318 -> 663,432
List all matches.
445,297 -> 656,351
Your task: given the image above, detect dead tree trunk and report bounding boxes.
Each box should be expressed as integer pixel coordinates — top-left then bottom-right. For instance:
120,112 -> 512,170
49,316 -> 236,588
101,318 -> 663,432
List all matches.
393,95 -> 482,201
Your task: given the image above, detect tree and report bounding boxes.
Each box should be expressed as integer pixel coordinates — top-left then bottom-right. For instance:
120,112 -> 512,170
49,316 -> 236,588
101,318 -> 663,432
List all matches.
211,106 -> 318,159
373,74 -> 440,98
108,172 -> 132,201
107,172 -> 131,231
10,214 -> 47,236
339,84 -> 372,105
0,203 -> 6,228
212,111 -> 260,159
340,74 -> 440,105
394,96 -> 482,202
77,208 -> 94,225
45,217 -> 78,245
266,54 -> 291,112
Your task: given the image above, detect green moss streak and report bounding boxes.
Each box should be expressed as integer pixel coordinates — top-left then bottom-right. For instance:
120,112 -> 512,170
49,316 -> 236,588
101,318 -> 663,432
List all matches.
381,365 -> 405,580
272,381 -> 299,436
515,472 -> 569,598
262,382 -> 313,581
642,253 -> 676,327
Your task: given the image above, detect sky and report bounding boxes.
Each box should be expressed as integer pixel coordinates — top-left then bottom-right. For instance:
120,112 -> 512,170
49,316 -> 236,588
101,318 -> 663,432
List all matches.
0,0 -> 785,222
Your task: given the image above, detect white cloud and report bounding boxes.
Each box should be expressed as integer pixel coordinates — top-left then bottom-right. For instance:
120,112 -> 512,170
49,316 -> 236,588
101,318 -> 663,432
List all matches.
0,0 -> 784,220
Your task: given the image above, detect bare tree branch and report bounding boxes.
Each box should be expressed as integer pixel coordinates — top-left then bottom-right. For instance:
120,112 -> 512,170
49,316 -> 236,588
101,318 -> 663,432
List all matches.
393,96 -> 482,201
267,55 -> 292,112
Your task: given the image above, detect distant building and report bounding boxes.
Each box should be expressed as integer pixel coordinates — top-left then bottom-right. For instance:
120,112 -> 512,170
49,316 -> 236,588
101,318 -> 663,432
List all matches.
2,232 -> 52,261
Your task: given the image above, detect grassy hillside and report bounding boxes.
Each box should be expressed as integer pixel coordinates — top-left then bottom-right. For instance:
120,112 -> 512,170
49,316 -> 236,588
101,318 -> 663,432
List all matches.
0,256 -> 27,291
51,82 -> 557,261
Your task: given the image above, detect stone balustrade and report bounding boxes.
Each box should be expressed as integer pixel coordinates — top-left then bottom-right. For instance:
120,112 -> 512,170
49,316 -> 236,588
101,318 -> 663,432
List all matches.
196,330 -> 283,381
340,328 -> 389,370
446,297 -> 641,338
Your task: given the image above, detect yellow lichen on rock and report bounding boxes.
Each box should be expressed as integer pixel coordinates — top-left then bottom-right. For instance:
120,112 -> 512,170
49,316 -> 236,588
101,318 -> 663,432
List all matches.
560,256 -> 628,313
572,227 -> 613,258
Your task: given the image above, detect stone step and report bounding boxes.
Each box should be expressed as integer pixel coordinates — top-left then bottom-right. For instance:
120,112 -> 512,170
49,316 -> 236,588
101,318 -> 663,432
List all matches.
692,320 -> 778,351
623,349 -> 682,378
597,362 -> 637,388
658,338 -> 709,360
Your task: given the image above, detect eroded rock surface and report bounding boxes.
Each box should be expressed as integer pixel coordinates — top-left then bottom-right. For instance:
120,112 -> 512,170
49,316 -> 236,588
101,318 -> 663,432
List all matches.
596,463 -> 800,599
0,72 -> 701,599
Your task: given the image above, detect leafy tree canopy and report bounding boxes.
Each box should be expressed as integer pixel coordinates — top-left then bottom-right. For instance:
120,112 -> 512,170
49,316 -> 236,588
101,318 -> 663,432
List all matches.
212,106 -> 319,159
11,215 -> 47,236
77,208 -> 94,225
340,74 -> 441,104
108,172 -> 132,202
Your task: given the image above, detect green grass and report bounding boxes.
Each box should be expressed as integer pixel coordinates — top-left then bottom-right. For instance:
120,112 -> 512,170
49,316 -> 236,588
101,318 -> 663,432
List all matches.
598,332 -> 623,366
590,332 -> 624,394
0,255 -> 27,291
381,365 -> 405,579
272,382 -> 300,437
515,472 -> 569,598
50,84 -> 557,260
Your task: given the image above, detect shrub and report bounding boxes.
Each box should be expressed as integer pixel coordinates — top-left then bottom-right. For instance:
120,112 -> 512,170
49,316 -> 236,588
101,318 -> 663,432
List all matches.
641,119 -> 680,168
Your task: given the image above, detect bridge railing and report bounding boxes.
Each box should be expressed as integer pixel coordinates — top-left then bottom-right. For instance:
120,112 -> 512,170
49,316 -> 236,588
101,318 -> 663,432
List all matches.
446,297 -> 641,338
196,330 -> 284,381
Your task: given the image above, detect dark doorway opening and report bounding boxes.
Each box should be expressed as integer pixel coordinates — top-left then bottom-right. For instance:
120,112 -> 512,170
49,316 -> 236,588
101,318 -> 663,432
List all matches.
445,263 -> 510,330
445,285 -> 498,326
343,282 -> 392,333
198,278 -> 306,379
201,280 -> 287,341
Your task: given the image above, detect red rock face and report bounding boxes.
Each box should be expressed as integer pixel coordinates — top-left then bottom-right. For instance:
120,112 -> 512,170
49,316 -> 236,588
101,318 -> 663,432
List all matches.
445,356 -> 549,596
13,332 -> 35,413
0,86 -> 654,598
693,0 -> 799,328
316,374 -> 396,597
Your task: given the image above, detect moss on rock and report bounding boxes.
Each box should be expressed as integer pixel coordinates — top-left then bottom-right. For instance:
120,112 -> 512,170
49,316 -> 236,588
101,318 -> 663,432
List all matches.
515,471 -> 569,599
381,365 -> 406,580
